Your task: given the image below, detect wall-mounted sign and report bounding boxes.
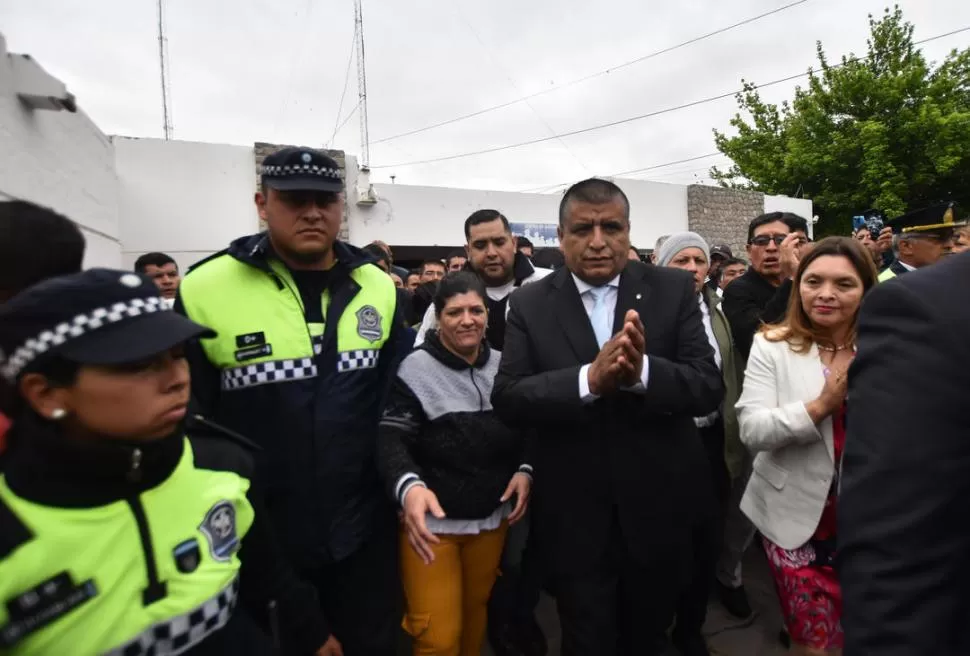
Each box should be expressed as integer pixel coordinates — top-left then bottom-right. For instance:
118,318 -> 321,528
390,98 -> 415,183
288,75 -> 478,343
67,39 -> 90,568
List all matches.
510,222 -> 559,247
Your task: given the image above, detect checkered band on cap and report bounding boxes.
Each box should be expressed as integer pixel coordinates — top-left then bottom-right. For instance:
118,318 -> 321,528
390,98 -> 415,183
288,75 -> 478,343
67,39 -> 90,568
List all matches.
0,297 -> 167,382
221,357 -> 318,391
337,349 -> 380,373
260,163 -> 342,181
106,576 -> 239,656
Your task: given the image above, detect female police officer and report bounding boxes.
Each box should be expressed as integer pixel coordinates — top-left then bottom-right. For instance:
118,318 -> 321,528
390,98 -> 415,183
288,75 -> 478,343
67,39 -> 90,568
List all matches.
0,269 -> 340,655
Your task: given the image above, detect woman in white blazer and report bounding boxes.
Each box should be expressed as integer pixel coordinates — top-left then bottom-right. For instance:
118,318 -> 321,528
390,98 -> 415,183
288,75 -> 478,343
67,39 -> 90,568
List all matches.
736,237 -> 878,656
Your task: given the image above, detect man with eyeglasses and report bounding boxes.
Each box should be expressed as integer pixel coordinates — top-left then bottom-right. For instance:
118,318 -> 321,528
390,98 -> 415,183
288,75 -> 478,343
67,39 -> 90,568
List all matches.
878,203 -> 965,282
176,147 -> 405,655
722,212 -> 809,361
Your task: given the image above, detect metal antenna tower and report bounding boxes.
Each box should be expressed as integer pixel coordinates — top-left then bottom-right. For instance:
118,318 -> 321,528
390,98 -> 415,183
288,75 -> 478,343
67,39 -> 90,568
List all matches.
354,0 -> 370,167
157,0 -> 174,140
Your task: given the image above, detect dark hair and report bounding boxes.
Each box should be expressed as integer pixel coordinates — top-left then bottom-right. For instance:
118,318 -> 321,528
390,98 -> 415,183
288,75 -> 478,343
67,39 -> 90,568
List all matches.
723,257 -> 748,267
407,269 -> 422,278
0,355 -> 81,419
516,237 -> 534,250
421,259 -> 445,272
446,249 -> 467,267
746,212 -> 809,243
763,236 -> 878,354
433,271 -> 487,318
134,252 -> 177,274
0,201 -> 85,302
558,178 -> 630,226
361,243 -> 390,266
464,209 -> 510,241
532,248 -> 565,270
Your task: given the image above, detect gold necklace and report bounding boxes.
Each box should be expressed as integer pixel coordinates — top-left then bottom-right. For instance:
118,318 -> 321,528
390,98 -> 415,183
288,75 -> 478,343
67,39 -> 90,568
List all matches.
817,342 -> 854,352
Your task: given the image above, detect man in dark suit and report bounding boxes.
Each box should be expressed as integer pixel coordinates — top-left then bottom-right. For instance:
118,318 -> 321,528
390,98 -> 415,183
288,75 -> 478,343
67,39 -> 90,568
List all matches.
838,251 -> 970,655
491,178 -> 723,656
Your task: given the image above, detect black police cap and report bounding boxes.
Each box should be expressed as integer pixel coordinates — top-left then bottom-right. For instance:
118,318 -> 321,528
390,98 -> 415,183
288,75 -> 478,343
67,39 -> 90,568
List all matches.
0,269 -> 214,382
260,147 -> 344,193
887,202 -> 966,235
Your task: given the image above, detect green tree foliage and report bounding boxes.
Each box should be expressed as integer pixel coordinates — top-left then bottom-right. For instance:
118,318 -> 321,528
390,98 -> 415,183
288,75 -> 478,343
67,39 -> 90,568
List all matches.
711,7 -> 970,235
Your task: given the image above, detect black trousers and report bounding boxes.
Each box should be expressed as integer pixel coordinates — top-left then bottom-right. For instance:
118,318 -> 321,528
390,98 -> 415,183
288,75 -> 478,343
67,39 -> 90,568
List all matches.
553,508 -> 689,656
488,510 -> 544,628
224,516 -> 402,655
675,419 -> 729,638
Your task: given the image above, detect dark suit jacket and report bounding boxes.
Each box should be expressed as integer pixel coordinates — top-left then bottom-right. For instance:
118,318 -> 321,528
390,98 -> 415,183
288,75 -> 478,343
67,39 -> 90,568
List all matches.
838,252 -> 970,656
491,261 -> 723,579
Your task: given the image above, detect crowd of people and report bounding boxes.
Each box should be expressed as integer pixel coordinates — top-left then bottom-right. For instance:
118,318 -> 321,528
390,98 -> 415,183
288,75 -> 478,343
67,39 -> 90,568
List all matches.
0,145 -> 967,656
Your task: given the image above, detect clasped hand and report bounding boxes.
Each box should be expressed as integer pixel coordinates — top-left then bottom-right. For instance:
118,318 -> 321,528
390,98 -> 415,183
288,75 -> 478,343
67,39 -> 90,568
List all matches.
587,310 -> 645,396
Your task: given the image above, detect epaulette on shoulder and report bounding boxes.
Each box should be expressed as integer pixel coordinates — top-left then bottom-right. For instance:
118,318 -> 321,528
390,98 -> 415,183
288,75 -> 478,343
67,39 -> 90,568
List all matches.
187,415 -> 260,452
186,415 -> 260,479
0,494 -> 32,560
186,248 -> 230,275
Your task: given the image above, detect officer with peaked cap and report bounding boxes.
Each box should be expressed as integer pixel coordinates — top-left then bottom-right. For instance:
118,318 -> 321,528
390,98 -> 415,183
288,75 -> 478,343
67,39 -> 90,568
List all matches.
176,146 -> 404,654
879,202 -> 967,282
0,269 -> 334,655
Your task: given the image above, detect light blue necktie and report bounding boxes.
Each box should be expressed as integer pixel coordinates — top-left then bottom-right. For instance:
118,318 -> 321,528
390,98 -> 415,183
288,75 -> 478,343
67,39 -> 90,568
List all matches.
587,286 -> 612,348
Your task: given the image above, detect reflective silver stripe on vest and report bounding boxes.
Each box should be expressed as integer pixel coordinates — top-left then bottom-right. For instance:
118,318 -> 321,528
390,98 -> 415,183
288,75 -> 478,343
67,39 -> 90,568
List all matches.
222,357 -> 317,390
105,575 -> 239,656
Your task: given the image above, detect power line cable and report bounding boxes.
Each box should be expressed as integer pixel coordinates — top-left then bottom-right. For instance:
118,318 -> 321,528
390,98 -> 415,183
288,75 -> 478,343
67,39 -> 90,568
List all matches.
371,0 -> 813,145
328,22 -> 359,148
524,152 -> 724,193
371,26 -> 970,171
453,1 -> 591,175
272,0 -> 315,140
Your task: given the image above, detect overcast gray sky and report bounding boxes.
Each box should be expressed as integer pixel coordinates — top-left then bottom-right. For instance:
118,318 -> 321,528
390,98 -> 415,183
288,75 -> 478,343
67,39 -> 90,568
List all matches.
2,0 -> 968,192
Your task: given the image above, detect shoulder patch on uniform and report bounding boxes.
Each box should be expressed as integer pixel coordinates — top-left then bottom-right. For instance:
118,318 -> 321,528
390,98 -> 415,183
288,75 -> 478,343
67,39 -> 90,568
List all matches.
199,500 -> 239,562
0,495 -> 32,561
355,305 -> 383,342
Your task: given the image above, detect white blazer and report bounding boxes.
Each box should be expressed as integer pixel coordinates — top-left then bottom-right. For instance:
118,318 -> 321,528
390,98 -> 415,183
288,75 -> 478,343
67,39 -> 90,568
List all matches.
736,332 -> 835,550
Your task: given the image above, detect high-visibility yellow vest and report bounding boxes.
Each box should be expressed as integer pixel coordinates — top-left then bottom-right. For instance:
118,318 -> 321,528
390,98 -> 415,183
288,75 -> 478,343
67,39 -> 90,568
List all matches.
878,267 -> 897,282
0,438 -> 254,654
180,254 -> 396,391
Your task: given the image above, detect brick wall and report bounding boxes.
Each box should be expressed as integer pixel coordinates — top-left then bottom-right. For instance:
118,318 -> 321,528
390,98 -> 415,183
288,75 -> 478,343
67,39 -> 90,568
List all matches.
253,142 -> 349,240
687,185 -> 764,257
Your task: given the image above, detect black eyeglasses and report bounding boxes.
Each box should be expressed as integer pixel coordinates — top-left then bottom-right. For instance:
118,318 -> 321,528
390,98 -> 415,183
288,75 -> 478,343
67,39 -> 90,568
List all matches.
749,235 -> 786,247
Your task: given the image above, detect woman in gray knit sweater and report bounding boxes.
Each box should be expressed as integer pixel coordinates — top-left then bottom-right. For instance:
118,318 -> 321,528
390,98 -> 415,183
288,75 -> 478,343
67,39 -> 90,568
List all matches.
378,271 -> 532,656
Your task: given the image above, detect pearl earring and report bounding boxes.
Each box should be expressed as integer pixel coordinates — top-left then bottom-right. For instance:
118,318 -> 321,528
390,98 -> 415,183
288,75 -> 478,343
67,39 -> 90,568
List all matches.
50,409 -> 67,420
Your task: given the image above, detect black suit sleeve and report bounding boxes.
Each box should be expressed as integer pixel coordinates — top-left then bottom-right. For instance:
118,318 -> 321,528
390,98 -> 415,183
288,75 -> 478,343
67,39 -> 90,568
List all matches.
640,275 -> 723,416
174,292 -> 221,417
838,281 -> 970,655
491,290 -> 588,425
722,278 -> 792,358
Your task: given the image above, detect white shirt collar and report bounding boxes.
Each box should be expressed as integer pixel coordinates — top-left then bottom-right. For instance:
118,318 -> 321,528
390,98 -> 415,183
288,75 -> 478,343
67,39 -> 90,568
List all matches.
572,273 -> 621,296
900,260 -> 917,272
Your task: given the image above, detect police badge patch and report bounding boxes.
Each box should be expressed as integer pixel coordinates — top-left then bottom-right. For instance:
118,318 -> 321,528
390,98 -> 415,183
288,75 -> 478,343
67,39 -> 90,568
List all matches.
355,305 -> 383,342
173,539 -> 201,573
199,501 -> 239,562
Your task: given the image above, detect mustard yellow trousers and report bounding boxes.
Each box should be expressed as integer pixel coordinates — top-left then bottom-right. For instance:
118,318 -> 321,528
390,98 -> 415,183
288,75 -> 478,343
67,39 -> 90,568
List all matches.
400,521 -> 509,655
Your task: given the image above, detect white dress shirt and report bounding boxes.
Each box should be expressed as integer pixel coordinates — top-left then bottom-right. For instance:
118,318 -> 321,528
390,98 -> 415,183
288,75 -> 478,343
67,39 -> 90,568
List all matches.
572,273 -> 650,402
695,293 -> 722,427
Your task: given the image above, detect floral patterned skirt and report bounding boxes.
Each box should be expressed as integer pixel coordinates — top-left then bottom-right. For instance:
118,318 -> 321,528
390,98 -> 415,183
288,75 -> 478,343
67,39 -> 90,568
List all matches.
762,536 -> 843,650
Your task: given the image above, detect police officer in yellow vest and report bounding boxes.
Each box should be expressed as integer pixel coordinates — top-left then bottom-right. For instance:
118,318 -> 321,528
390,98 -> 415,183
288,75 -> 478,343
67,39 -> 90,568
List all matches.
176,147 -> 405,655
0,269 -> 335,655
878,202 -> 966,282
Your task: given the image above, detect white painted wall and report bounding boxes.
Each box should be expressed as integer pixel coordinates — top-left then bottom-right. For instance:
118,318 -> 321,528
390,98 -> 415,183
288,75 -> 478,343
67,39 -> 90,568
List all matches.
0,33 -> 121,267
113,137 -> 258,273
348,177 -> 687,249
764,194 -> 815,238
